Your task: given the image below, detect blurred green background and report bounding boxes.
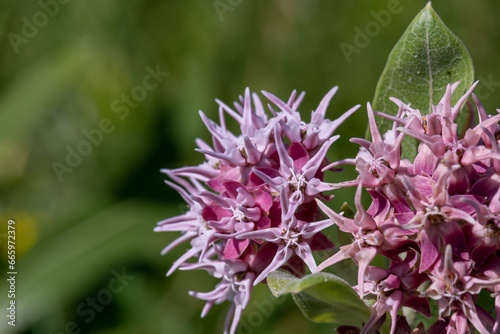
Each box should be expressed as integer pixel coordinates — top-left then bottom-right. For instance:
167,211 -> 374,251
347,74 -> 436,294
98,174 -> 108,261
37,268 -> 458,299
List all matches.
1,1 -> 499,333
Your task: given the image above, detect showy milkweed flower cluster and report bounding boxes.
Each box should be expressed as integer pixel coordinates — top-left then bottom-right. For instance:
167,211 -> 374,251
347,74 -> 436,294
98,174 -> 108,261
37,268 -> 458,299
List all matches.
318,82 -> 500,334
157,82 -> 500,334
156,87 -> 359,333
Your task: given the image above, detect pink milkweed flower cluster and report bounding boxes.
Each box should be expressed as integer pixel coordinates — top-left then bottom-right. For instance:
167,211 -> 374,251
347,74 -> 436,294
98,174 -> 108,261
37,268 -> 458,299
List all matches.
156,86 -> 360,334
318,82 -> 500,334
158,81 -> 500,334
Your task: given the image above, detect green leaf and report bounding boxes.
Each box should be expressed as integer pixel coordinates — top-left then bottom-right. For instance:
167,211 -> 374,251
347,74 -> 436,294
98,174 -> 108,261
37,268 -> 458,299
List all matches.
339,202 -> 355,219
268,270 -> 369,327
372,2 -> 474,159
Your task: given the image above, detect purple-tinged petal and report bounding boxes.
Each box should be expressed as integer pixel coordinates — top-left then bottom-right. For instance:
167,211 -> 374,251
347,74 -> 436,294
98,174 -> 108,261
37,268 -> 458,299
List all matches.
240,88 -> 254,136
242,136 -> 261,164
463,276 -> 500,294
355,246 -> 377,298
314,244 -> 354,273
413,143 -> 438,176
288,142 -> 309,172
433,165 -> 459,207
252,168 -> 283,191
360,307 -> 388,334
254,188 -> 273,212
225,304 -> 239,334
374,110 -> 408,127
323,103 -> 360,132
451,81 -> 479,121
251,92 -> 267,120
302,135 -> 339,179
237,206 -> 261,222
494,292 -> 500,334
223,238 -> 250,259
322,158 -> 356,172
215,98 -> 243,124
367,102 -> 383,144
365,266 -> 389,282
309,232 -> 335,251
315,105 -> 360,146
462,294 -> 493,334
366,189 -> 390,217
306,179 -> 337,196
316,198 -> 359,234
254,216 -> 271,231
440,206 -> 476,225
221,180 -> 245,199
296,242 -> 317,272
300,218 -> 335,239
202,205 -> 232,221
401,293 -> 431,318
386,290 -> 403,334
261,90 -> 296,115
290,90 -> 305,110
311,86 -> 338,124
167,246 -> 203,276
419,228 -> 440,273
235,188 -> 255,207
163,179 -> 194,204
207,167 -> 242,192
253,246 -> 294,285
160,232 -> 197,256
195,148 -> 245,166
438,221 -> 469,261
350,137 -> 372,151
236,228 -> 281,242
274,127 -> 294,175
353,184 -> 377,230
398,127 -> 446,158
426,318 -> 450,334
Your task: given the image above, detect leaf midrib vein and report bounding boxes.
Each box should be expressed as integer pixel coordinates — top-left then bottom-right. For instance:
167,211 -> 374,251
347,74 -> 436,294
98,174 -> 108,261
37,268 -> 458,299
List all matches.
425,20 -> 433,112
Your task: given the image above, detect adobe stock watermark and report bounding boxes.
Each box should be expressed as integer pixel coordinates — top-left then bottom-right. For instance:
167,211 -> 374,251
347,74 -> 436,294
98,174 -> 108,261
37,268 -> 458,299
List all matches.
49,267 -> 135,334
474,74 -> 500,100
51,64 -> 169,182
237,294 -> 286,334
213,0 -> 243,22
340,0 -> 411,64
8,0 -> 72,54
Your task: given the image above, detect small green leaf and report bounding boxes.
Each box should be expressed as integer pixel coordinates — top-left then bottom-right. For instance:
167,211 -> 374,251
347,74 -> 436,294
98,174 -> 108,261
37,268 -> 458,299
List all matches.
372,2 -> 474,159
268,270 -> 369,327
339,202 -> 355,219
267,269 -> 299,297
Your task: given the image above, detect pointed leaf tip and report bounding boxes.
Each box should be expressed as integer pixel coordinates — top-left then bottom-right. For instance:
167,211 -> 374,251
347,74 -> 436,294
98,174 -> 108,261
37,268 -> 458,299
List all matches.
267,270 -> 370,327
372,2 -> 474,160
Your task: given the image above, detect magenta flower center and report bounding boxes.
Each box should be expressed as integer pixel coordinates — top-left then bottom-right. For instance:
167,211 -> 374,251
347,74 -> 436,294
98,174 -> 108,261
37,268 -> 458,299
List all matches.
369,157 -> 391,178
232,207 -> 247,222
485,220 -> 500,238
301,121 -> 318,134
356,230 -> 384,247
423,206 -> 444,226
281,227 -> 302,248
289,171 -> 308,192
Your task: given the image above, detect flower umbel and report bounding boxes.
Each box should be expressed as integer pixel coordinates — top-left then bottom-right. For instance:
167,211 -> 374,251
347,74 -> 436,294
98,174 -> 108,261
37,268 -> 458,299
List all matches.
157,87 -> 357,334
315,82 -> 500,334
158,82 -> 500,334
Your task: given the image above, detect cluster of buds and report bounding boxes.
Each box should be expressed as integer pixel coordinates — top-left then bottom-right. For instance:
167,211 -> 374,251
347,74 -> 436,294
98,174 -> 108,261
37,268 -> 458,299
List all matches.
156,87 -> 359,333
318,82 -> 500,334
157,82 -> 500,334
